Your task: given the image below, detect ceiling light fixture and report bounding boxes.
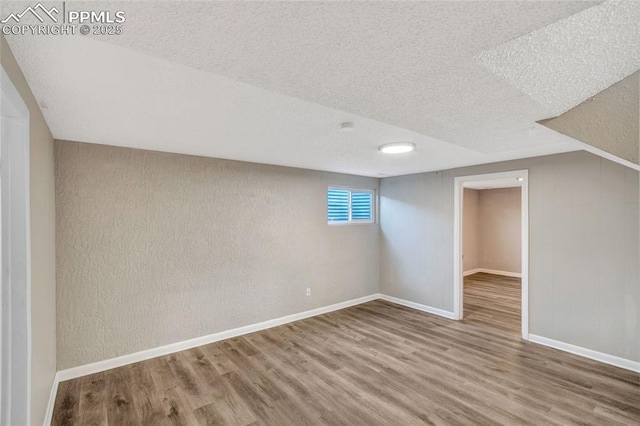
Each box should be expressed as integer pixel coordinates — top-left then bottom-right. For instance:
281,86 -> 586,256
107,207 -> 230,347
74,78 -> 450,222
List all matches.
340,122 -> 354,131
379,142 -> 416,154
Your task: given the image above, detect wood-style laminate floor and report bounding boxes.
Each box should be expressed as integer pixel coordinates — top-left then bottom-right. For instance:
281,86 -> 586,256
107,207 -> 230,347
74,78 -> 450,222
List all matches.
53,273 -> 640,425
463,272 -> 522,334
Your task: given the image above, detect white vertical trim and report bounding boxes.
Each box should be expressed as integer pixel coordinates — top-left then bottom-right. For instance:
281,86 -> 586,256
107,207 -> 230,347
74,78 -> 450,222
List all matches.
1,65 -> 32,426
520,170 -> 529,340
42,373 -> 59,426
453,176 -> 463,320
453,170 -> 529,340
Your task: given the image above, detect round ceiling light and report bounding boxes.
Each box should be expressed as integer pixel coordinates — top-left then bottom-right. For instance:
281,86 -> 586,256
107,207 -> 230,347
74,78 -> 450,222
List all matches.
379,142 -> 416,154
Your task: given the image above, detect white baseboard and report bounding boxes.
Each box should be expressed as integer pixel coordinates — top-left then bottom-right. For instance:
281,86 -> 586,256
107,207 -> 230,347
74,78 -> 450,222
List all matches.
464,268 -> 522,278
529,334 -> 640,373
56,293 -> 381,382
49,292 -> 456,424
47,294 -> 639,425
53,291 -> 454,384
378,294 -> 456,320
43,372 -> 60,426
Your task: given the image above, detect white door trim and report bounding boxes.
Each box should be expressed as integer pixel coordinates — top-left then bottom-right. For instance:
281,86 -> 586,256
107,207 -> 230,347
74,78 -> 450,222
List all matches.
1,65 -> 32,426
453,169 -> 529,340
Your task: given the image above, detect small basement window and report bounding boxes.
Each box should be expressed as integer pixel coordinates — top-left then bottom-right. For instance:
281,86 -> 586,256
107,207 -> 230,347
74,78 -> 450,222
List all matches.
327,187 -> 375,224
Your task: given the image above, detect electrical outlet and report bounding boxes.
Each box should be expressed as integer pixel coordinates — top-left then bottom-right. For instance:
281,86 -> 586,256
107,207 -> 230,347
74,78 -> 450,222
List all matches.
306,288 -> 311,296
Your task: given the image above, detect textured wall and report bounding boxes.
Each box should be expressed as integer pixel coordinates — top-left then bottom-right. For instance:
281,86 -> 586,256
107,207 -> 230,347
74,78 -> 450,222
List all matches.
477,187 -> 521,273
380,151 -> 639,362
1,35 -> 57,425
55,141 -> 380,369
462,189 -> 480,271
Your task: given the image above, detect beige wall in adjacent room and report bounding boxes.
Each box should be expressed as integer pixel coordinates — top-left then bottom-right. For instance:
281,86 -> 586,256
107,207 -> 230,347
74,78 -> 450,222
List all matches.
1,35 -> 57,425
380,151 -> 639,362
55,141 -> 380,369
463,187 -> 522,274
462,189 -> 480,271
477,187 -> 521,274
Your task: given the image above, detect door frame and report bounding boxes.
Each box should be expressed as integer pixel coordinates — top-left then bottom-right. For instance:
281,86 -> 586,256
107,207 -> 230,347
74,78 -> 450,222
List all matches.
1,65 -> 32,426
453,169 -> 529,340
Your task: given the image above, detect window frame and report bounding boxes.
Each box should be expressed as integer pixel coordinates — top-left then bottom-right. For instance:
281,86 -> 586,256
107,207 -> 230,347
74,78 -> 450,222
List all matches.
327,186 -> 376,225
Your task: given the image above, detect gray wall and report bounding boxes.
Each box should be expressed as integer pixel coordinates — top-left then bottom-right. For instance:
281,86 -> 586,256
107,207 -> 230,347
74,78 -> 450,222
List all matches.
477,187 -> 521,274
380,151 -> 639,362
55,141 -> 380,369
1,35 -> 57,425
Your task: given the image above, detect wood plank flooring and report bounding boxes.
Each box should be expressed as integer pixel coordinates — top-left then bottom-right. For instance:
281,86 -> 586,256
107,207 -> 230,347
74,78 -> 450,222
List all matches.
53,274 -> 640,425
463,272 -> 521,333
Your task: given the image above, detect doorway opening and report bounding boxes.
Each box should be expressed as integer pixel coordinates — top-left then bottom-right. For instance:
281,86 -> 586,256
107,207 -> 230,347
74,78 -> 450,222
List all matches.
453,170 -> 529,340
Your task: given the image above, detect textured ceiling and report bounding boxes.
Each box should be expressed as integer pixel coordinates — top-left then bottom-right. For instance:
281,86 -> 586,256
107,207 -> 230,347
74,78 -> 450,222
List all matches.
478,1 -> 640,117
539,71 -> 639,166
5,1 -> 634,176
6,34 -> 506,178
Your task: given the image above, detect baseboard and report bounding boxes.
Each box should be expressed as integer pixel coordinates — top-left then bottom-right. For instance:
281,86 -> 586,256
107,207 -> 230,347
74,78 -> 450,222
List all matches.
49,291 -> 461,423
378,294 -> 456,320
464,268 -> 521,278
46,295 -> 640,425
54,291 -> 455,384
43,372 -> 60,426
56,293 -> 381,382
529,334 -> 640,373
